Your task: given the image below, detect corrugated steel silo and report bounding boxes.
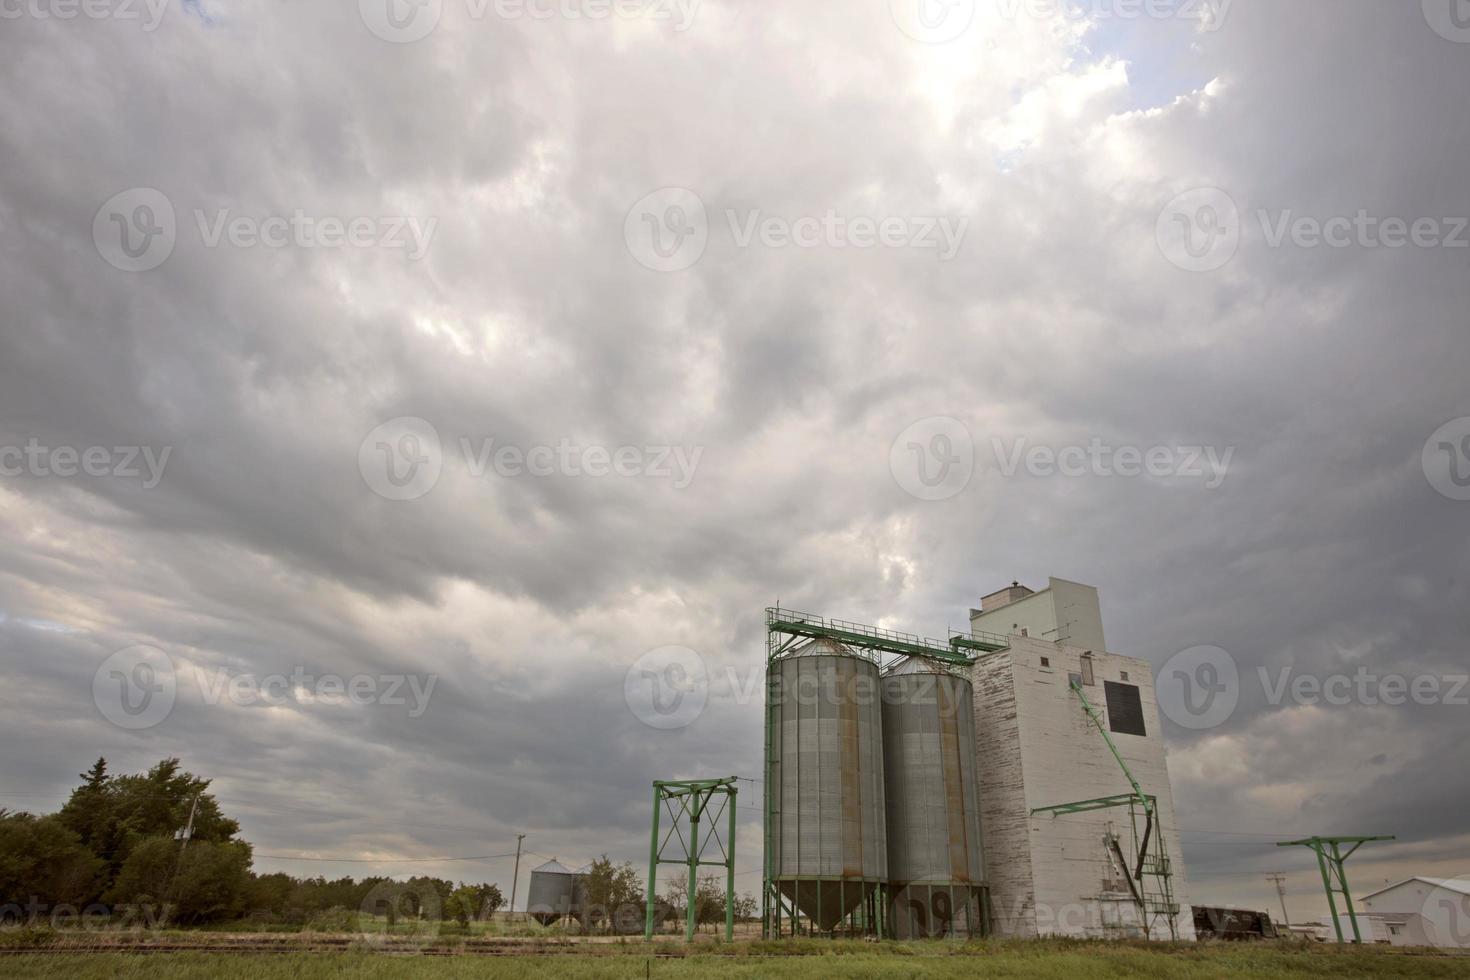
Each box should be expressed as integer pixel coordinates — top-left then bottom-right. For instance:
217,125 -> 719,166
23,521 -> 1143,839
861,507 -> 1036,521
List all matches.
767,637 -> 887,932
527,859 -> 580,924
881,657 -> 985,938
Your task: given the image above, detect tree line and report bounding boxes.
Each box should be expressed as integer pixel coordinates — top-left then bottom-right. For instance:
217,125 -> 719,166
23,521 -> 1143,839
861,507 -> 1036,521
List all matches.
0,758 -> 502,926
1,757 -> 756,932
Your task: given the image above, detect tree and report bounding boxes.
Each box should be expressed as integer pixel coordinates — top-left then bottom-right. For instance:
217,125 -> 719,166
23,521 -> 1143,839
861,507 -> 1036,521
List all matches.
58,758 -> 110,850
402,876 -> 453,919
693,873 -> 727,927
662,875 -> 687,917
106,759 -> 239,849
579,855 -> 644,933
0,811 -> 104,909
662,873 -> 727,932
168,839 -> 253,923
54,758 -> 240,897
470,882 -> 504,921
9,759 -> 519,932
106,835 -> 253,924
444,885 -> 479,927
245,872 -> 294,915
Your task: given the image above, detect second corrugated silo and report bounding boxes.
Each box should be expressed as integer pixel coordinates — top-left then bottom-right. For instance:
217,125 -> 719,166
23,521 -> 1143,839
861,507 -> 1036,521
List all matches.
526,859 -> 580,925
766,637 -> 887,933
881,657 -> 985,938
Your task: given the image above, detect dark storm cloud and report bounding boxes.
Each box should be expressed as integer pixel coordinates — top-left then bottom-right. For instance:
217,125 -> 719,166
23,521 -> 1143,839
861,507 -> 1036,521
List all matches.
1,0 -> 1467,915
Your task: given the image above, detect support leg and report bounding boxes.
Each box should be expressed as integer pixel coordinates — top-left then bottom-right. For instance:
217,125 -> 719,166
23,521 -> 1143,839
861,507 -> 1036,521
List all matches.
645,784 -> 661,940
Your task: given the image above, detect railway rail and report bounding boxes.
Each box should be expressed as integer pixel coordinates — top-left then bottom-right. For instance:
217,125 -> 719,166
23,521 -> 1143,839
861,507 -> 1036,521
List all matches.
3,935 -> 1466,960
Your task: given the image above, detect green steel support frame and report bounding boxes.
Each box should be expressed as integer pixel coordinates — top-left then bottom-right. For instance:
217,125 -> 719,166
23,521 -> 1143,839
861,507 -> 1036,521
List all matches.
766,606 -> 1006,669
1275,835 -> 1394,943
644,777 -> 738,943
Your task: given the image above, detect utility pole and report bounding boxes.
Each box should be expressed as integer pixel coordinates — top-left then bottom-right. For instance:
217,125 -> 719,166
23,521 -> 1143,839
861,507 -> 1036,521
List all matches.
508,833 -> 526,925
1266,873 -> 1291,930
175,792 -> 202,862
1277,835 -> 1394,943
163,792 -> 202,914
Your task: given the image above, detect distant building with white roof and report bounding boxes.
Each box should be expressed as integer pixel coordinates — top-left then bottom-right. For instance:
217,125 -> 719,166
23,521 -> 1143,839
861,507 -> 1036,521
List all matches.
1358,877 -> 1470,947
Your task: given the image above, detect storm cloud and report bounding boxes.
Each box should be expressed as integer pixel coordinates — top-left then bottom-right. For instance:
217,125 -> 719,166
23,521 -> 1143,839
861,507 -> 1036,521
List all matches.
1,0 -> 1468,920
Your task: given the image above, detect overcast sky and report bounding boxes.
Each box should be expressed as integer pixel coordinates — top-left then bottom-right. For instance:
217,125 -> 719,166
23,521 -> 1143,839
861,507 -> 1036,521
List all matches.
2,0 -> 1468,925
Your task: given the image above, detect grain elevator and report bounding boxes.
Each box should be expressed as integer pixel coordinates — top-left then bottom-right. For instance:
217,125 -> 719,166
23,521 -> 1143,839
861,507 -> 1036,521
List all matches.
761,578 -> 1194,941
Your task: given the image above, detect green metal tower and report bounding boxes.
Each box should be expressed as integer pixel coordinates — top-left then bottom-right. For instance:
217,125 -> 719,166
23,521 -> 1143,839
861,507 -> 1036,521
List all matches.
1276,835 -> 1394,943
644,777 -> 738,943
1030,680 -> 1180,939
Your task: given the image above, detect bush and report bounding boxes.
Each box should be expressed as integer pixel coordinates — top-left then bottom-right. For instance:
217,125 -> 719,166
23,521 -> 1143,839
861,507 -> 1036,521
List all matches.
303,906 -> 359,933
0,925 -> 58,949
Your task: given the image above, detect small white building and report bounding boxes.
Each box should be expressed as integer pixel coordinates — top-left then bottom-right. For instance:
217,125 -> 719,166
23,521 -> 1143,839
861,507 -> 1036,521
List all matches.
1331,913 -> 1391,943
1359,877 -> 1470,947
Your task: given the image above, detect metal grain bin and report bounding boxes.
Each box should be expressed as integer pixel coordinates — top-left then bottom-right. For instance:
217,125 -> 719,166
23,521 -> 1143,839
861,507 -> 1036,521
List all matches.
881,658 -> 985,938
527,859 -> 580,925
767,637 -> 887,931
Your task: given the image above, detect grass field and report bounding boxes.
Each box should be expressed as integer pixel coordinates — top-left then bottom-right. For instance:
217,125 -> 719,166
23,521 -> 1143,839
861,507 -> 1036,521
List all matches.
2,937 -> 1467,979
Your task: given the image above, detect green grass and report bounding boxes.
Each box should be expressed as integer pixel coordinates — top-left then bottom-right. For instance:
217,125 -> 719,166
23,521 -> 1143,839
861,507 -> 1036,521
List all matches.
2,940 -> 1466,979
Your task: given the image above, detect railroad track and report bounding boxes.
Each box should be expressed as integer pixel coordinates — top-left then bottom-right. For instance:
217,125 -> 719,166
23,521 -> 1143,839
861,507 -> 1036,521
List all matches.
0,939 -> 734,958
4,939 -> 1465,960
